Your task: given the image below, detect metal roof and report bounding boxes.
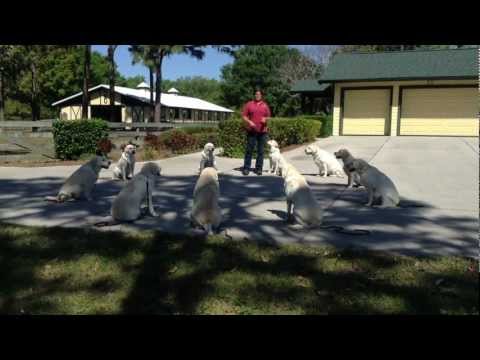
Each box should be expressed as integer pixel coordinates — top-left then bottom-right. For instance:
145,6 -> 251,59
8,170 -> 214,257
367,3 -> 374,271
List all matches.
291,80 -> 331,93
52,84 -> 233,112
318,48 -> 478,82
136,82 -> 150,89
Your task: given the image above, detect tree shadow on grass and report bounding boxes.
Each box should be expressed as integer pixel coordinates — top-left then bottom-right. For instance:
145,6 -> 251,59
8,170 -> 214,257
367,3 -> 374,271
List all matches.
0,223 -> 477,315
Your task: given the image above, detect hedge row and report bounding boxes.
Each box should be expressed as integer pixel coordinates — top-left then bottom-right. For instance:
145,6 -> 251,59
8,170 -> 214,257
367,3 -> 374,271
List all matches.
218,116 -> 321,158
52,119 -> 109,160
300,114 -> 333,137
145,127 -> 219,155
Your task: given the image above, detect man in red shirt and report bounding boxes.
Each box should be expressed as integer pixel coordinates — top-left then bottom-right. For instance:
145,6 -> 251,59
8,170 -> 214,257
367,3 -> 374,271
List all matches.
241,89 -> 271,176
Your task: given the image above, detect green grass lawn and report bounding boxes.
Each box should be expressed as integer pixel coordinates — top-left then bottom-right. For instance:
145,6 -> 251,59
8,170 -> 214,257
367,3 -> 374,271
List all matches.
0,223 -> 478,315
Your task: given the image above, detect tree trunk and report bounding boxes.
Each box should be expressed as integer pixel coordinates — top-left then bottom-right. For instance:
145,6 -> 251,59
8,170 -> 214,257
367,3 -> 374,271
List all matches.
82,45 -> 91,119
0,73 -> 4,121
108,45 -> 117,122
149,66 -> 154,122
154,53 -> 164,123
31,61 -> 40,121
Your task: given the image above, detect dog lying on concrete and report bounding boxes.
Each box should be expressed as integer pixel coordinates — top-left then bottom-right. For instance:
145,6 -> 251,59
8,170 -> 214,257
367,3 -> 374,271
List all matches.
305,145 -> 344,178
198,142 -> 217,174
190,167 -> 222,235
267,139 -> 285,176
45,153 -> 111,202
347,159 -> 400,207
334,148 -> 362,188
112,142 -> 137,181
110,162 -> 162,222
279,158 -> 323,228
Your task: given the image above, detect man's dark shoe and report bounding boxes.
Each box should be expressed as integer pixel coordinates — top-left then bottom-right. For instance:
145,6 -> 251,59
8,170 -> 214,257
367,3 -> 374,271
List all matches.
255,169 -> 263,176
242,169 -> 250,176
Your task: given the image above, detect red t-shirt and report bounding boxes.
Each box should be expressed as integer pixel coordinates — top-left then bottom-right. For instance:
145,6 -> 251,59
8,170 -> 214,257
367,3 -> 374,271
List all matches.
242,100 -> 271,133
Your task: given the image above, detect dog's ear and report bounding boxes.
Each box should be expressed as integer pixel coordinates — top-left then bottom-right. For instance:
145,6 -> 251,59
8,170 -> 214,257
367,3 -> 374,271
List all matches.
120,143 -> 126,151
95,149 -> 104,157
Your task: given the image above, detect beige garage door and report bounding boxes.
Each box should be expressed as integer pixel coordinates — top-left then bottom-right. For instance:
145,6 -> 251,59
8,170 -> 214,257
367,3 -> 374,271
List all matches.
342,89 -> 391,135
400,87 -> 478,136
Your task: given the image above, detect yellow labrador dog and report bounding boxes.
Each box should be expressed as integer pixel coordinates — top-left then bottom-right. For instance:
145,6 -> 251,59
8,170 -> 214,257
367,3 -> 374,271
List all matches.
111,162 -> 162,222
191,167 -> 222,234
267,139 -> 285,176
279,159 -> 323,228
304,145 -> 344,177
112,143 -> 137,181
45,153 -> 111,202
347,159 -> 400,207
198,142 -> 217,174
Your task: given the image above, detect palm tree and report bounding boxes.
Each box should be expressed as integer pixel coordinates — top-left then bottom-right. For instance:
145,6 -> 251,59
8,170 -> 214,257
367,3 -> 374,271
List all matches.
107,45 -> 118,122
129,45 -> 156,121
130,45 -> 238,122
82,45 -> 91,119
131,46 -> 207,122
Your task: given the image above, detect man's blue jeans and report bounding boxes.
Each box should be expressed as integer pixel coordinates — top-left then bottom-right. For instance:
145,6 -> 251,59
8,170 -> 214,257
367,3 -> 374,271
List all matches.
243,131 -> 267,172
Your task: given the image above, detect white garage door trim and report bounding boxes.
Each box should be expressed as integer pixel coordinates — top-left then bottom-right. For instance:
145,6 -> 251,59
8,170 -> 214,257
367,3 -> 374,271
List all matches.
397,85 -> 478,137
340,87 -> 393,136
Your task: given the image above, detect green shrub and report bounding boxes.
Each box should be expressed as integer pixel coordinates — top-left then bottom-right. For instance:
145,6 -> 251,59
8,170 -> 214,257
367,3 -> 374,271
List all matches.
144,133 -> 160,149
218,117 -> 246,158
159,129 -> 197,154
143,146 -> 157,160
52,118 -> 109,160
192,132 -> 219,148
144,128 -> 219,155
180,125 -> 218,135
218,117 -> 321,158
301,114 -> 333,137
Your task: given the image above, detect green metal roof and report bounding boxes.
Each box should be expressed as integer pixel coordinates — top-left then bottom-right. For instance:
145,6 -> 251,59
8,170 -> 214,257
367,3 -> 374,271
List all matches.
291,79 -> 331,93
318,48 -> 478,82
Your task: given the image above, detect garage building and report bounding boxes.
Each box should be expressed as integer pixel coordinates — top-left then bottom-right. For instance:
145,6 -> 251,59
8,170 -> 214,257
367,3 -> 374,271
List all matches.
316,48 -> 478,136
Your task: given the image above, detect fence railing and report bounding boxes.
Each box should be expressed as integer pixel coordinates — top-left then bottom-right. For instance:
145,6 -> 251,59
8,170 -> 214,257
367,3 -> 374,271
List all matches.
0,119 -> 220,131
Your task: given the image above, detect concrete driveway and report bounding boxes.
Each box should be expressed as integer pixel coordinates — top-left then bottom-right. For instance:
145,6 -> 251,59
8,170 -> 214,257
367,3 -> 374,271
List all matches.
0,136 -> 477,258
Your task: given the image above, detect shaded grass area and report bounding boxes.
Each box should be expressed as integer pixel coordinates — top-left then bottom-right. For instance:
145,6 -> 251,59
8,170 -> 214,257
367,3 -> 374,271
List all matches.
0,223 -> 478,315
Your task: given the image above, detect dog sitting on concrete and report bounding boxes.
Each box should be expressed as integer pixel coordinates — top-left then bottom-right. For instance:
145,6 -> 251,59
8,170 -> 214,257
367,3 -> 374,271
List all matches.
279,158 -> 323,228
110,162 -> 162,222
347,159 -> 400,207
304,145 -> 344,178
334,148 -> 362,188
190,167 -> 222,235
198,142 -> 217,174
45,152 -> 111,203
267,139 -> 285,176
112,142 -> 138,181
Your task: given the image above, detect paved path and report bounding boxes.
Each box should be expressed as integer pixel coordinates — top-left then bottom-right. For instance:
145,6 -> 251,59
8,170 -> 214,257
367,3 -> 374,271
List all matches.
0,136 -> 478,258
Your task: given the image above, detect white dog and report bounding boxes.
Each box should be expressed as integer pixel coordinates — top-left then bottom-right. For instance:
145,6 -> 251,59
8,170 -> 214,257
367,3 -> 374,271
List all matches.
280,159 -> 323,228
198,142 -> 217,174
110,162 -> 162,222
334,148 -> 362,188
267,139 -> 285,176
347,159 -> 400,207
304,145 -> 344,178
191,167 -> 222,234
45,153 -> 111,202
112,143 -> 137,181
